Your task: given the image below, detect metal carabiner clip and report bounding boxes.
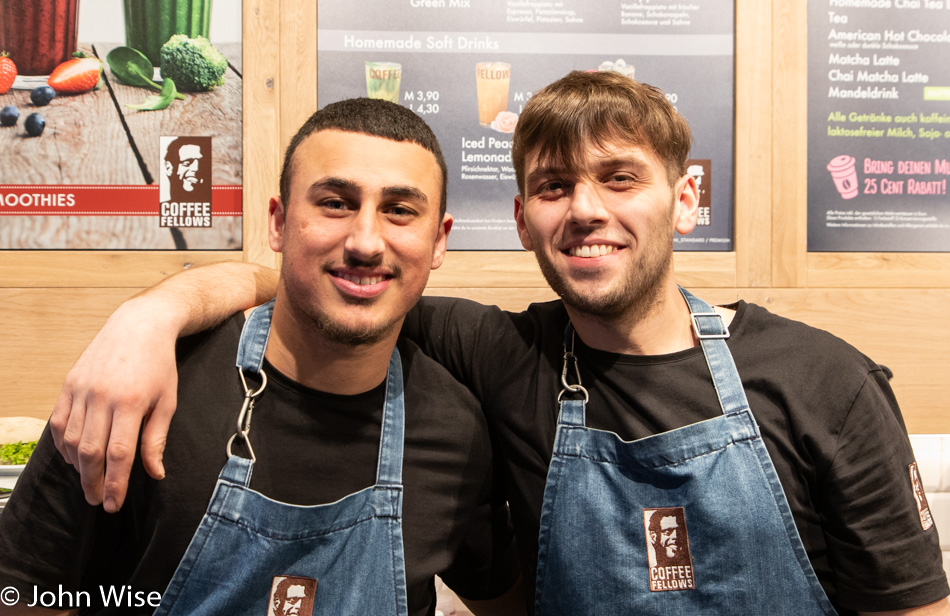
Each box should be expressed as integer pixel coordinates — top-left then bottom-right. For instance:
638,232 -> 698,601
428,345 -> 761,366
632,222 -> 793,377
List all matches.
558,329 -> 589,403
226,366 -> 268,462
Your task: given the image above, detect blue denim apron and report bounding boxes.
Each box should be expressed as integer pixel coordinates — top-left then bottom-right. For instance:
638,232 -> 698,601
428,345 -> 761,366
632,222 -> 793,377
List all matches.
156,299 -> 410,616
534,289 -> 837,614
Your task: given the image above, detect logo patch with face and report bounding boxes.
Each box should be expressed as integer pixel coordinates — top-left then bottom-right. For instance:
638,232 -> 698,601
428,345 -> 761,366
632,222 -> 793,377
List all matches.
643,507 -> 696,592
909,462 -> 934,531
267,575 -> 317,616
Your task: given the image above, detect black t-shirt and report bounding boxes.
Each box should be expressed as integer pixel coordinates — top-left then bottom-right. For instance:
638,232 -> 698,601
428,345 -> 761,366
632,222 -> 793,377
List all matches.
404,296 -> 949,614
0,314 -> 518,616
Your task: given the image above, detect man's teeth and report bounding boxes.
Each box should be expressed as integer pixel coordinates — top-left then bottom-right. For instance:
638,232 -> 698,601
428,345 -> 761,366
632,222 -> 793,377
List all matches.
569,244 -> 616,258
339,273 -> 384,286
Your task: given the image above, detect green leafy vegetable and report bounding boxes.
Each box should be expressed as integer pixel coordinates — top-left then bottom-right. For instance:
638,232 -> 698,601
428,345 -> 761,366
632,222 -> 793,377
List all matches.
0,440 -> 37,465
106,46 -> 185,101
127,77 -> 179,111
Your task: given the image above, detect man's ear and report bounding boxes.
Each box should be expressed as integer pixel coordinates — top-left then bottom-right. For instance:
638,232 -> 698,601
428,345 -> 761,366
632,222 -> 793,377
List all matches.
672,174 -> 700,235
164,160 -> 173,178
431,213 -> 453,270
268,196 -> 286,253
514,193 -> 533,250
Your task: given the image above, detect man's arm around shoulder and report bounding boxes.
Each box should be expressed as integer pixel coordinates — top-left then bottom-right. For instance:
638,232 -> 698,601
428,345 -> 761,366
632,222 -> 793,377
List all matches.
49,261 -> 278,512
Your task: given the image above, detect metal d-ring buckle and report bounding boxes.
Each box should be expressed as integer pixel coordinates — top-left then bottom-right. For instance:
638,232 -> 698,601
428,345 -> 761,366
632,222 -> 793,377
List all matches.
226,367 -> 268,462
690,311 -> 730,340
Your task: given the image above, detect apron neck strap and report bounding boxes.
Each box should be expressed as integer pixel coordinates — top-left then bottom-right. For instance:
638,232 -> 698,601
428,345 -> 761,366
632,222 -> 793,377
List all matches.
234,299 -> 406,487
678,286 -> 751,416
375,347 -> 405,487
236,299 -> 275,373
557,289 -> 751,425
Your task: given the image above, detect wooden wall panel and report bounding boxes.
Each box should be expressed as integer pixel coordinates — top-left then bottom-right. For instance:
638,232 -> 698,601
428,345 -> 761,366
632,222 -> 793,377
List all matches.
243,0 -> 282,269
0,288 -> 140,419
3,0 -> 949,435
772,0 -> 809,288
735,0 -> 772,287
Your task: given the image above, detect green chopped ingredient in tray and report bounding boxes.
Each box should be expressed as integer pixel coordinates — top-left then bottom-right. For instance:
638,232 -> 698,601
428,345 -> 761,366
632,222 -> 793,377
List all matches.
0,440 -> 37,465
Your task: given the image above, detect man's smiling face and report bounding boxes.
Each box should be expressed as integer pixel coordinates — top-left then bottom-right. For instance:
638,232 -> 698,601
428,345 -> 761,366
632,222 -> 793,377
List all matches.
269,129 -> 449,346
515,137 -> 696,321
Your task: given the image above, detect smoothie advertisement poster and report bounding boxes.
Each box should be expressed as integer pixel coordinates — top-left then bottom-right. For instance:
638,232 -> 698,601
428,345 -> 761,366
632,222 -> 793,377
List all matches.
808,0 -> 950,252
317,1 -> 735,250
0,0 -> 242,250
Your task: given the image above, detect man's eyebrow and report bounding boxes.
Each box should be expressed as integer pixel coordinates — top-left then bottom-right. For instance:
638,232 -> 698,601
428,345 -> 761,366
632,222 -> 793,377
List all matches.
524,165 -> 566,186
304,177 -> 428,204
305,177 -> 360,199
381,185 -> 428,204
591,155 -> 653,174
526,156 -> 654,185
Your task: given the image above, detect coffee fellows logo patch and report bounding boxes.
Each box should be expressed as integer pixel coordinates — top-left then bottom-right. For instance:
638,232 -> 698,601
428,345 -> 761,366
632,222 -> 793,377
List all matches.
909,462 -> 934,531
643,507 -> 696,592
267,575 -> 317,616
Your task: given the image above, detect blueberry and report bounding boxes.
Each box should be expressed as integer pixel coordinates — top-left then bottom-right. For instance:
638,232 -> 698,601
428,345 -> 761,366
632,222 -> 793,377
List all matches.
30,85 -> 56,106
25,112 -> 45,137
0,105 -> 17,126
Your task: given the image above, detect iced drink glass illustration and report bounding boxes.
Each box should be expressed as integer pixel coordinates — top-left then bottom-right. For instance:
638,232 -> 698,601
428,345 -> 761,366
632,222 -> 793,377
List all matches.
476,62 -> 511,127
364,62 -> 402,103
0,0 -> 80,76
826,155 -> 859,199
123,0 -> 213,66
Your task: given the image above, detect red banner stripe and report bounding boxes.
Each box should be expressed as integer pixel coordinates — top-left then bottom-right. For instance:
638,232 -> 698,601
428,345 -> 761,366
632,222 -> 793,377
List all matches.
0,186 -> 242,216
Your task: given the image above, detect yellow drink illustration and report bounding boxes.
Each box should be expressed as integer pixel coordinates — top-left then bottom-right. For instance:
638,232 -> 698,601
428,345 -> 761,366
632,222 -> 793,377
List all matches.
475,62 -> 511,127
364,62 -> 402,103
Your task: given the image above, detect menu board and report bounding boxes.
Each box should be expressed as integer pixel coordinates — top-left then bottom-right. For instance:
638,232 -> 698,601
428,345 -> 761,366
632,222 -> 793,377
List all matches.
0,0 -> 242,250
808,0 -> 950,252
318,0 -> 735,250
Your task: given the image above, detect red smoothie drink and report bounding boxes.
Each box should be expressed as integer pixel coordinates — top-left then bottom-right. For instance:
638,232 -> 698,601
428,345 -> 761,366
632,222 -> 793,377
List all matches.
0,0 -> 80,76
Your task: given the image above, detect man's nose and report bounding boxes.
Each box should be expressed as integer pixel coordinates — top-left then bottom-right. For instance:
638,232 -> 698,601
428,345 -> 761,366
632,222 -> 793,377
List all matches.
344,207 -> 386,261
566,182 -> 608,226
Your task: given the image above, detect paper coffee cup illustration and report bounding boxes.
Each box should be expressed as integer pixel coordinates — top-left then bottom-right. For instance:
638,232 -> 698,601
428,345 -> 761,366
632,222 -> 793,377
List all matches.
827,155 -> 859,200
476,62 -> 511,127
365,61 -> 402,104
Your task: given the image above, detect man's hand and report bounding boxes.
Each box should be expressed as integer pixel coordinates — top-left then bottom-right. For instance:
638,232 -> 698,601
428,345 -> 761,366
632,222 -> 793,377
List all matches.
47,262 -> 279,513
50,295 -> 181,513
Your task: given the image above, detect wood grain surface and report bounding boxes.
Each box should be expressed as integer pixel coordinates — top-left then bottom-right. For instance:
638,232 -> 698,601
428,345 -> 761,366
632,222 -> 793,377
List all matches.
94,41 -> 243,186
0,42 -> 243,250
0,45 -> 144,185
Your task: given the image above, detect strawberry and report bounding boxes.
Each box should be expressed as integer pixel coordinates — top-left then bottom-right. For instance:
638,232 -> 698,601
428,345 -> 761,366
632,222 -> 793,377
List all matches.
0,52 -> 16,94
47,51 -> 102,94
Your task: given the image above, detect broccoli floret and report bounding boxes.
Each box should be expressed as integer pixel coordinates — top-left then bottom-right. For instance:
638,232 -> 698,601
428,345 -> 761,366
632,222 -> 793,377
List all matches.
160,35 -> 227,92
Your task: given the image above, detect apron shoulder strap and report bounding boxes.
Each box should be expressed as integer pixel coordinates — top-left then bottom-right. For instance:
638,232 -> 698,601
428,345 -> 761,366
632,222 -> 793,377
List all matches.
236,299 -> 276,374
375,347 -> 406,487
679,287 -> 751,417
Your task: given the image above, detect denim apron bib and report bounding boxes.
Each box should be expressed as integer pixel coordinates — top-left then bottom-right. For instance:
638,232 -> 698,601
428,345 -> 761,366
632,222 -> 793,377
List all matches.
533,289 -> 837,615
156,299 -> 410,616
